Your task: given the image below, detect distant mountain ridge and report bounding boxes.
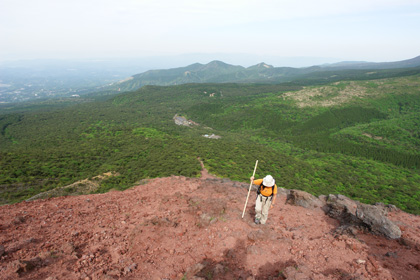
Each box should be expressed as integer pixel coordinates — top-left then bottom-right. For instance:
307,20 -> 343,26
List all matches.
113,56 -> 420,91
321,55 -> 420,70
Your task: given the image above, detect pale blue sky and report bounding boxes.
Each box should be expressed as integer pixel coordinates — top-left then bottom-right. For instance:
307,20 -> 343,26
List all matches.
1,0 -> 420,67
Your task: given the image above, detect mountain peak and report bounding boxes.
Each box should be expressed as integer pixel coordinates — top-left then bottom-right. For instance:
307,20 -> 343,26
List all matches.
204,60 -> 236,69
114,56 -> 420,92
207,60 -> 227,65
248,62 -> 274,69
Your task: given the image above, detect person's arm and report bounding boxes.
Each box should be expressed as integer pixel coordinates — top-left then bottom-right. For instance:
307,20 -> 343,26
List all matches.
270,194 -> 277,208
250,177 -> 262,184
271,184 -> 278,208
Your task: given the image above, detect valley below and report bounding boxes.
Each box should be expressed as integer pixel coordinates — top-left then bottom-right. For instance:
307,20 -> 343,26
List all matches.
1,57 -> 420,279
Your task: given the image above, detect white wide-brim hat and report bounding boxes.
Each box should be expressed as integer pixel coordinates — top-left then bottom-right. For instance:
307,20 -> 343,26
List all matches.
263,175 -> 275,187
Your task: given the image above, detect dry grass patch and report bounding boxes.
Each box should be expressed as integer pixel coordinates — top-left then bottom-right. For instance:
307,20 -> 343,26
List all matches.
281,81 -> 385,108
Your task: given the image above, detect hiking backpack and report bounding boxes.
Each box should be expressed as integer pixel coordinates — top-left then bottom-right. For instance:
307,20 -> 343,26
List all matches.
257,183 -> 274,197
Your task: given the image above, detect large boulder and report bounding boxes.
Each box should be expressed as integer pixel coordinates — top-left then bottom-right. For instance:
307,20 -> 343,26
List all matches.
326,194 -> 359,224
286,189 -> 325,209
356,203 -> 401,239
326,194 -> 401,239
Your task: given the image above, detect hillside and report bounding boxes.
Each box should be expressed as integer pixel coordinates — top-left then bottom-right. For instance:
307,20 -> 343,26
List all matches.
111,56 -> 420,91
2,56 -> 419,104
1,172 -> 419,280
1,74 -> 420,215
321,55 -> 420,70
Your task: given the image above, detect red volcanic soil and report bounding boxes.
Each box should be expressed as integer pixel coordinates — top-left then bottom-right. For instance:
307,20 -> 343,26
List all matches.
1,170 -> 420,279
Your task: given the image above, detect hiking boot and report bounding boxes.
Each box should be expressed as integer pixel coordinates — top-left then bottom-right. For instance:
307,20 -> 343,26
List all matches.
254,218 -> 260,224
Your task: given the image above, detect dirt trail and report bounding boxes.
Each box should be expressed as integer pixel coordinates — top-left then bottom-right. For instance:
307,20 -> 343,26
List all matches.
198,158 -> 218,180
1,174 -> 419,280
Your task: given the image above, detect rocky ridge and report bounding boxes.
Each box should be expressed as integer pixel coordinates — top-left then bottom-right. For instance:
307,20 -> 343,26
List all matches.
1,171 -> 419,280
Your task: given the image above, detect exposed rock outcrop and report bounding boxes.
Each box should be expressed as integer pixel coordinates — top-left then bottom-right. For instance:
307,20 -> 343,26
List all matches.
355,203 -> 402,239
286,189 -> 324,209
287,191 -> 402,239
173,114 -> 199,127
326,194 -> 401,239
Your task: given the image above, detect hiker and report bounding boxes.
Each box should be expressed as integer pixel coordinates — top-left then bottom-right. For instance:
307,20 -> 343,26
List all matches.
250,175 -> 277,224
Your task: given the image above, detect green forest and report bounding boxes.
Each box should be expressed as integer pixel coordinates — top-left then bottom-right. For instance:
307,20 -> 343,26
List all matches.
1,73 -> 420,214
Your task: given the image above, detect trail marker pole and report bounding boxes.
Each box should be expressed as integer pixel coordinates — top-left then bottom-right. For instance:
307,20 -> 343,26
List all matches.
242,160 -> 258,218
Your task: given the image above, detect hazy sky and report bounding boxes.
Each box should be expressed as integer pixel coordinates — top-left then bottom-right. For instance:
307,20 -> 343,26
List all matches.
1,0 -> 420,66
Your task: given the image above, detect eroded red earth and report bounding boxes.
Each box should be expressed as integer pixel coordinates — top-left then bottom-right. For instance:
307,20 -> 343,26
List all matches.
1,172 -> 420,279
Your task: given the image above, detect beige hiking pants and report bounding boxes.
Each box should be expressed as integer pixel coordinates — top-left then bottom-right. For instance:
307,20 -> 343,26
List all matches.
255,194 -> 272,224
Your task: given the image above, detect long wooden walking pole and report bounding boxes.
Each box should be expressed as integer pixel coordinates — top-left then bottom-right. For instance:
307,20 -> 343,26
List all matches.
242,160 -> 258,218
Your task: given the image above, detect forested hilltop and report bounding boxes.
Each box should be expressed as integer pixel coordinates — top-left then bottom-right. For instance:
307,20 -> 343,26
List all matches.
112,57 -> 420,92
1,73 -> 420,214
